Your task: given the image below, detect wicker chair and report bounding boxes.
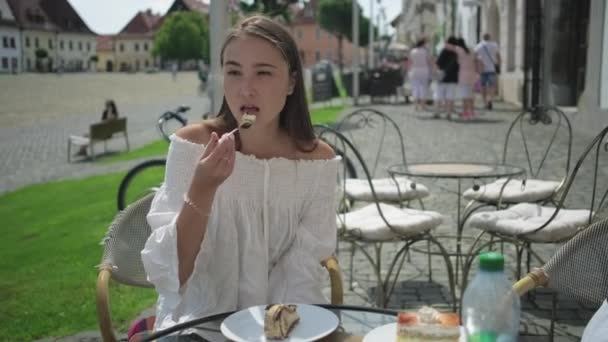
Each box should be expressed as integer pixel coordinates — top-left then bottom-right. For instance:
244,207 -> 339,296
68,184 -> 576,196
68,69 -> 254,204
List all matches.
512,216 -> 608,340
96,193 -> 344,342
316,124 -> 456,309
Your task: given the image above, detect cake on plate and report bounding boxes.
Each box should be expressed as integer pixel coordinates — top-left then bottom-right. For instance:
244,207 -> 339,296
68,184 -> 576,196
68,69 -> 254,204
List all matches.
264,304 -> 300,339
396,306 -> 460,342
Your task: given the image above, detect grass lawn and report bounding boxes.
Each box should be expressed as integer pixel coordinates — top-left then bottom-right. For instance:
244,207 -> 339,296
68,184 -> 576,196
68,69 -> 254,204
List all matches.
0,105 -> 346,340
0,173 -> 158,341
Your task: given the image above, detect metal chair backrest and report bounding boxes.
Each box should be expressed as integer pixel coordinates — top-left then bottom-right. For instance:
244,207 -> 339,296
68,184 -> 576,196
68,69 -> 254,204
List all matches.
502,106 -> 572,180
525,125 -> 608,238
335,108 -> 407,178
100,192 -> 154,288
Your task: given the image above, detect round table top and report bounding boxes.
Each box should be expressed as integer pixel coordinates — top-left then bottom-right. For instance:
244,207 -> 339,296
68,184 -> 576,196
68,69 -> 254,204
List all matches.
144,304 -> 399,342
387,162 -> 525,179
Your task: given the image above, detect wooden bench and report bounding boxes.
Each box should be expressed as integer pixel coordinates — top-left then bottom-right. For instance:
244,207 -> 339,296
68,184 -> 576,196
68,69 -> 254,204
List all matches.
68,117 -> 130,161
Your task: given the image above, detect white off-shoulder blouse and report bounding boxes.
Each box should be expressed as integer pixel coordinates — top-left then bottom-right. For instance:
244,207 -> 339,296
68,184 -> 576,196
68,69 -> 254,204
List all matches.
141,135 -> 339,330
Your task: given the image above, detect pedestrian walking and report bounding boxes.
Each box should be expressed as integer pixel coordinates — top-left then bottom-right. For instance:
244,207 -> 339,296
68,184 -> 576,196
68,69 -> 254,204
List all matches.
475,33 -> 501,110
434,36 -> 459,119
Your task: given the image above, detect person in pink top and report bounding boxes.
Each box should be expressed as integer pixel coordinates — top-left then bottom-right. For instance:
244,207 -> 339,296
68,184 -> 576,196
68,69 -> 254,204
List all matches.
446,38 -> 480,120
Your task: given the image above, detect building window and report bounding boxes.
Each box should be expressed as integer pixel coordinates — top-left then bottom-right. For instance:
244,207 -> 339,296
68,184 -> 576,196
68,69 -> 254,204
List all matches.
87,42 -> 91,51
1,57 -> 8,69
316,28 -> 320,40
48,39 -> 53,49
25,36 -> 30,47
134,43 -> 139,51
35,37 -> 39,48
11,57 -> 18,71
315,50 -> 321,62
69,40 -> 73,50
2,37 -> 7,48
144,43 -> 148,51
78,41 -> 82,51
326,50 -> 332,61
145,60 -> 149,67
119,43 -> 124,52
10,37 -> 15,48
60,40 -> 64,50
27,58 -> 31,70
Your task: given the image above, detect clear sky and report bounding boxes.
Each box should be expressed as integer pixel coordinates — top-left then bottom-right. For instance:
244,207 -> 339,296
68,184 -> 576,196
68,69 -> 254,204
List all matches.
67,0 -> 401,35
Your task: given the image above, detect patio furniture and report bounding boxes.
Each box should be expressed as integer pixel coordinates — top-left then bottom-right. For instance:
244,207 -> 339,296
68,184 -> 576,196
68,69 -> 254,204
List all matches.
512,216 -> 608,340
463,125 -> 608,287
142,304 -> 400,341
315,125 -> 456,308
96,193 -> 344,342
462,106 -> 572,211
387,162 -> 525,286
68,117 -> 130,162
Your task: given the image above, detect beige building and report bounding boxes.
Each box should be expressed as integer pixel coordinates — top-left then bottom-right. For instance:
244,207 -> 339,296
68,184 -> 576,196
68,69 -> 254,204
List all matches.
8,0 -> 96,72
113,10 -> 160,72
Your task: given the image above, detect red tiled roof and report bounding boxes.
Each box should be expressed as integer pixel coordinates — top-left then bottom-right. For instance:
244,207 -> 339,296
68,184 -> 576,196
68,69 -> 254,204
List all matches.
119,9 -> 162,35
96,35 -> 113,52
167,0 -> 209,15
7,0 -> 94,33
7,0 -> 58,31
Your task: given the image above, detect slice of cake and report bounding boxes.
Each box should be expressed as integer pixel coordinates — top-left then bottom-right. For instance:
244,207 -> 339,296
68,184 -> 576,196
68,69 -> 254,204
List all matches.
264,304 -> 300,340
396,306 -> 460,342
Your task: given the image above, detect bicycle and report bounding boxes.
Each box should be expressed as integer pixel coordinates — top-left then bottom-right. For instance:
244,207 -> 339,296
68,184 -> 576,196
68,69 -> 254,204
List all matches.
117,106 -> 190,211
158,105 -> 190,142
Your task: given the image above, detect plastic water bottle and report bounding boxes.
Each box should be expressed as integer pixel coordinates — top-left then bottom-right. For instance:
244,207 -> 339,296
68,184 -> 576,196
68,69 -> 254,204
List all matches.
462,252 -> 520,342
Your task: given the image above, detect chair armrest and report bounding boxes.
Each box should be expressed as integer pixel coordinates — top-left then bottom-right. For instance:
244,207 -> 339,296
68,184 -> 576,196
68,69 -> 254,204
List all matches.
512,267 -> 549,296
321,256 -> 344,305
96,265 -> 117,342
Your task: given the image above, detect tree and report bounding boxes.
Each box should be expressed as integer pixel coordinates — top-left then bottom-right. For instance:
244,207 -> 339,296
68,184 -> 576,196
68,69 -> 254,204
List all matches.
152,11 -> 210,66
89,55 -> 99,63
318,0 -> 376,72
239,0 -> 300,23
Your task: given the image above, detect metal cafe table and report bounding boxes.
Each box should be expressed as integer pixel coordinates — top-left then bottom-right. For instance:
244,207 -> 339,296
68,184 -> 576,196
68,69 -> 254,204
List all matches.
142,304 -> 398,342
386,162 -> 525,287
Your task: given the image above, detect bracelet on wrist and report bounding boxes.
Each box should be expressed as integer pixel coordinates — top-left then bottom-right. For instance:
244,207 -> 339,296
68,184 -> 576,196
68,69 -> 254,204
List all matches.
183,193 -> 209,219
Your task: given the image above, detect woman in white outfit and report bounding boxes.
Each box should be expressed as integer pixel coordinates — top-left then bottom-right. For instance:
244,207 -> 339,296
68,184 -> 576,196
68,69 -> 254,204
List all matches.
141,15 -> 338,331
408,38 -> 433,111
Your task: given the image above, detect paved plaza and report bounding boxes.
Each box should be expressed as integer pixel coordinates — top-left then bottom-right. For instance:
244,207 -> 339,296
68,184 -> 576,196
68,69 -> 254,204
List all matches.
3,74 -> 603,341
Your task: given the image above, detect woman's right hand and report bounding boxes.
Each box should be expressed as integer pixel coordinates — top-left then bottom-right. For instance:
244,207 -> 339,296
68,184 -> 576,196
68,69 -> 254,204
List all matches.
189,131 -> 236,196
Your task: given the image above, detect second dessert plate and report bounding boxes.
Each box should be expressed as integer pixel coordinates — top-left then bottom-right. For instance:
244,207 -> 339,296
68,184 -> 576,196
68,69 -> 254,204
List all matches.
220,304 -> 339,342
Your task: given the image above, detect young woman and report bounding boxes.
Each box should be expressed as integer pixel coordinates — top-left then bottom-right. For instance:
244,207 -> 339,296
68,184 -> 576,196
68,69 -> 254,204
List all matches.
446,38 -> 479,120
75,99 -> 119,156
407,38 -> 433,111
141,15 -> 338,331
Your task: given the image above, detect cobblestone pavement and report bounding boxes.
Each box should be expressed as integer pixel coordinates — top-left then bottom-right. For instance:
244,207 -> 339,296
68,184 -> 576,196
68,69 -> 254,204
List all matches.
24,99 -> 607,341
0,73 -> 209,194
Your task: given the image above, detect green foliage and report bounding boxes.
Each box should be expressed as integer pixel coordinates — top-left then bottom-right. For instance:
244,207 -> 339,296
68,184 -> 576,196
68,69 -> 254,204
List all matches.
101,139 -> 168,164
318,0 -> 375,46
34,48 -> 48,59
239,0 -> 299,23
153,11 -> 210,63
89,55 -> 99,63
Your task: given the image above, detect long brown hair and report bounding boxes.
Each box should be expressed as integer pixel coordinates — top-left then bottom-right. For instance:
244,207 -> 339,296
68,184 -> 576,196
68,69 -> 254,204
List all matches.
210,15 -> 315,151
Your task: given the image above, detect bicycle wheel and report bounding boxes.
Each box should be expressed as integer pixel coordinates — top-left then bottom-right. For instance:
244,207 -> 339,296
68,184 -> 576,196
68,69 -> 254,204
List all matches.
159,113 -> 187,142
117,159 -> 166,211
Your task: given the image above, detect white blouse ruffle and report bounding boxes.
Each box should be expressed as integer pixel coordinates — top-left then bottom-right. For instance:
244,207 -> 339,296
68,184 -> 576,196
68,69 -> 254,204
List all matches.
141,134 -> 339,330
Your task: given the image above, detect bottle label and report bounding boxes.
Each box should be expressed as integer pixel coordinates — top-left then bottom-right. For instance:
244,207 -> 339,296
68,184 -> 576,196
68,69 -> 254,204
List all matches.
468,331 -> 498,342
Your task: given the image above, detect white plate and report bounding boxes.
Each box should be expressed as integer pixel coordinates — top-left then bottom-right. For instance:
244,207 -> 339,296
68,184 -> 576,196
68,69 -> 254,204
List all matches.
363,323 -> 465,342
220,304 -> 339,342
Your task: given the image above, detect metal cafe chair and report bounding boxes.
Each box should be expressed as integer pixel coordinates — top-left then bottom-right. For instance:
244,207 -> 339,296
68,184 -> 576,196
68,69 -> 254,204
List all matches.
96,193 -> 344,342
331,108 -> 434,290
463,125 -> 608,287
462,106 -> 573,216
513,216 -> 608,340
316,124 -> 456,309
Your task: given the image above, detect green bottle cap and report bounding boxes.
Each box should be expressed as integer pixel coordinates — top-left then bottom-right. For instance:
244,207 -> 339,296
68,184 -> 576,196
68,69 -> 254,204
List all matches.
479,252 -> 504,271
